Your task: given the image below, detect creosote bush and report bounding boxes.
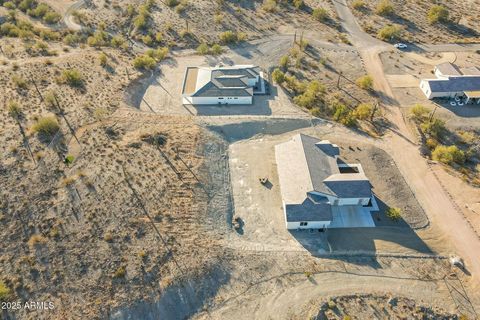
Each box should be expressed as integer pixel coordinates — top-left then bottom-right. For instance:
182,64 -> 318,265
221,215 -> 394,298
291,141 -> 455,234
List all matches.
377,25 -> 402,41
375,0 -> 394,16
32,116 -> 60,137
313,8 -> 329,22
356,75 -> 373,90
427,5 -> 449,24
60,69 -> 84,87
0,281 -> 12,301
133,55 -> 156,70
432,145 -> 465,165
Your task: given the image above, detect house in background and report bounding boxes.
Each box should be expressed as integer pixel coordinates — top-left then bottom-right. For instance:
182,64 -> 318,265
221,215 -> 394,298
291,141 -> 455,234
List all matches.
420,62 -> 480,104
181,65 -> 265,105
275,134 -> 375,230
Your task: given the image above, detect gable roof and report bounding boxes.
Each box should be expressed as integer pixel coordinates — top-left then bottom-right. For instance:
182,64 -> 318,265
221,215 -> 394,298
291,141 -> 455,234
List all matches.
275,134 -> 372,202
182,65 -> 259,98
285,198 -> 332,222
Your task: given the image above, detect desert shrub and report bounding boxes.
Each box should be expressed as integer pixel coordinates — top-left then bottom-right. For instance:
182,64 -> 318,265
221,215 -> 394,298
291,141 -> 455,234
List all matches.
61,69 -> 83,87
87,30 -> 109,47
133,55 -> 156,69
28,234 -> 47,248
43,11 -> 61,24
113,266 -> 126,278
410,104 -> 430,121
40,29 -> 59,40
142,34 -> 153,46
262,0 -> 277,12
432,145 -> 465,165
311,107 -> 322,117
44,91 -> 56,108
165,0 -> 179,7
111,35 -> 126,47
272,68 -> 285,84
99,53 -> 108,66
155,32 -> 163,42
12,75 -> 28,89
63,33 -> 80,46
313,8 -> 329,21
0,281 -> 11,301
196,43 -> 209,55
427,5 -> 449,24
146,47 -> 169,61
327,300 -> 336,309
420,118 -> 445,139
219,30 -> 237,43
293,80 -> 325,109
375,0 -> 394,16
426,138 -> 438,150
32,116 -> 59,137
133,14 -> 147,29
7,100 -> 22,118
386,207 -> 401,220
353,103 -> 373,120
214,13 -> 223,24
211,44 -> 223,55
279,55 -> 289,69
356,75 -> 373,90
3,2 -> 16,10
377,24 -> 402,41
352,0 -> 365,10
292,0 -> 303,9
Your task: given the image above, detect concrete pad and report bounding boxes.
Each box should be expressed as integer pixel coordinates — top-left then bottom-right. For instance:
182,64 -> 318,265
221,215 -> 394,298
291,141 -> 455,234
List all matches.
385,74 -> 420,88
329,205 -> 375,228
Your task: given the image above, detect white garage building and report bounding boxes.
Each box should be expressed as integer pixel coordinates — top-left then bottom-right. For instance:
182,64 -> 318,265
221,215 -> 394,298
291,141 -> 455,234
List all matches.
181,65 -> 264,105
420,62 -> 480,104
275,134 -> 374,230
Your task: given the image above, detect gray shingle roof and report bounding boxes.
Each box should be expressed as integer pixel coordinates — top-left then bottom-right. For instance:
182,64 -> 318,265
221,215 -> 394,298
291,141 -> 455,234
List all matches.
426,76 -> 480,93
189,66 -> 259,97
285,198 -> 332,222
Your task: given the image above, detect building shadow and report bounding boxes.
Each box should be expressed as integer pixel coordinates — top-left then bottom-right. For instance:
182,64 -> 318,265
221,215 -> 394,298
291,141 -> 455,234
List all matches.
433,99 -> 480,118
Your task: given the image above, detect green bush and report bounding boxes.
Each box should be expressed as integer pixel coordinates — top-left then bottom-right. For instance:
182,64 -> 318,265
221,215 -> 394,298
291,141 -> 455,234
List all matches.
12,75 -> 28,89
410,104 -> 430,121
375,0 -> 394,16
133,55 -> 156,69
43,11 -> 61,24
113,266 -> 126,278
293,80 -> 325,109
32,116 -> 60,137
427,5 -> 449,24
87,30 -> 109,47
111,35 -> 126,47
0,281 -> 11,301
64,34 -> 80,46
420,118 -> 445,139
272,68 -> 285,84
386,207 -> 401,220
356,75 -> 373,90
353,103 -> 373,120
352,0 -> 366,10
211,44 -> 223,55
279,55 -> 289,69
61,69 -> 83,87
197,43 -> 209,55
432,145 -> 465,165
377,24 -> 402,41
219,31 -> 236,43
99,53 -> 108,66
7,100 -> 22,118
262,0 -> 277,12
145,47 -> 169,61
292,0 -> 303,9
313,8 -> 329,22
165,0 -> 179,7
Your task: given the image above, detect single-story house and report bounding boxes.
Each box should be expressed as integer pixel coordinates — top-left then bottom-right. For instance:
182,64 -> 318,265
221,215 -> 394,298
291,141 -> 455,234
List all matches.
181,65 -> 264,105
420,62 -> 480,104
275,134 -> 373,230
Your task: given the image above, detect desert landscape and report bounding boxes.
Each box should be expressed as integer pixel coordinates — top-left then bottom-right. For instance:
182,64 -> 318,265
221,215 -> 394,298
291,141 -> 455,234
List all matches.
1,0 -> 480,319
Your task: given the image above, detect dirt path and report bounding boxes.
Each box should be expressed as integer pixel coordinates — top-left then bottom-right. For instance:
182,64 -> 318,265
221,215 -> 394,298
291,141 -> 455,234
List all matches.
64,0 -> 85,31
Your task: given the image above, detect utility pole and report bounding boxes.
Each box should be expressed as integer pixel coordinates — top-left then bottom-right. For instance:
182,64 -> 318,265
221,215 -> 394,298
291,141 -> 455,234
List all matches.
337,71 -> 342,88
428,105 -> 438,122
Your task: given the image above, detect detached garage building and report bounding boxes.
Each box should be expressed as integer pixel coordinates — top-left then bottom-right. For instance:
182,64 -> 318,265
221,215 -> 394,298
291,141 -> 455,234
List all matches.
181,65 -> 264,105
420,62 -> 480,104
275,134 -> 374,230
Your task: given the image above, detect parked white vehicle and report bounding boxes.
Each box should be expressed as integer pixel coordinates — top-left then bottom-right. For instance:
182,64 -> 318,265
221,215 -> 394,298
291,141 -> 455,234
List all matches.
394,43 -> 408,49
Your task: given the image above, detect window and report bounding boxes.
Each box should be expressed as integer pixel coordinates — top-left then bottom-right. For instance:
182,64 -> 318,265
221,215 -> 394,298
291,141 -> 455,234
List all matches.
218,97 -> 224,99
300,222 -> 308,226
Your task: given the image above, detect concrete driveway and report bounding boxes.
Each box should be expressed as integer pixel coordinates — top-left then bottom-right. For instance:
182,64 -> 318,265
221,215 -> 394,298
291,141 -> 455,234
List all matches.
330,205 -> 375,228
